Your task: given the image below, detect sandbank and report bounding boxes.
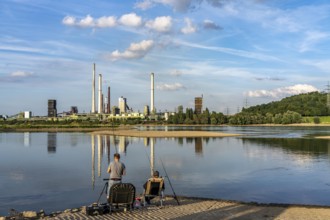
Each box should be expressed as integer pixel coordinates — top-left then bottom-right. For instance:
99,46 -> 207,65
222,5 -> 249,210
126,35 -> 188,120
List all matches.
91,130 -> 241,138
315,136 -> 330,139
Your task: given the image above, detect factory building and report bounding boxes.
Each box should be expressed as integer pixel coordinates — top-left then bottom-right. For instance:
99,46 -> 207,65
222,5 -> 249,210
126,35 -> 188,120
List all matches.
119,96 -> 127,114
144,105 -> 150,116
24,111 -> 32,119
195,96 -> 203,114
48,99 -> 57,117
70,106 -> 78,114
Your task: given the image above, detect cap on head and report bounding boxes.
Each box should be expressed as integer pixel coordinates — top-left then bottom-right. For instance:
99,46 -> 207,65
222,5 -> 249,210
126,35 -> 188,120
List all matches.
153,170 -> 159,177
114,153 -> 120,159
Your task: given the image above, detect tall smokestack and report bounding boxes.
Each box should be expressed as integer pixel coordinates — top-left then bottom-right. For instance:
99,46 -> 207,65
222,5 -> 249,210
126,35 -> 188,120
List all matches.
151,72 -> 154,114
107,86 -> 110,114
92,63 -> 96,113
98,74 -> 103,114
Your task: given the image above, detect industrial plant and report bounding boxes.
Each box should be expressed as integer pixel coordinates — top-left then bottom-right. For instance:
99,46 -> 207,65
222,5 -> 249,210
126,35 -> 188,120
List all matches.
1,63 -> 203,121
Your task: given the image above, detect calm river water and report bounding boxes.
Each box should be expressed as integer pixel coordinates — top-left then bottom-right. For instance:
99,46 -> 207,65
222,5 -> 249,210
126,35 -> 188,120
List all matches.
1,126 -> 330,215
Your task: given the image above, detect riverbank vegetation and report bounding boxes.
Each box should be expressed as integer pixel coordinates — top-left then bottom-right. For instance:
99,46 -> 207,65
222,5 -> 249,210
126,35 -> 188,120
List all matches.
1,92 -> 329,129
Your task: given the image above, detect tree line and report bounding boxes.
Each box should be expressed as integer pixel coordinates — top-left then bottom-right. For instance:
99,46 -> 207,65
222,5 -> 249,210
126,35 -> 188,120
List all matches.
168,92 -> 329,125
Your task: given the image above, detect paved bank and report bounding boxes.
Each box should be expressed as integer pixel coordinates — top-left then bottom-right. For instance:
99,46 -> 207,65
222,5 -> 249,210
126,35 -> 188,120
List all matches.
42,197 -> 330,220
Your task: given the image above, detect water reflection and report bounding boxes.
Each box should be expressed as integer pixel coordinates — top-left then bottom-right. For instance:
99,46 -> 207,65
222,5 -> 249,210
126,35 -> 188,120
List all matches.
242,138 -> 330,156
24,132 -> 30,147
3,130 -> 330,214
47,132 -> 56,153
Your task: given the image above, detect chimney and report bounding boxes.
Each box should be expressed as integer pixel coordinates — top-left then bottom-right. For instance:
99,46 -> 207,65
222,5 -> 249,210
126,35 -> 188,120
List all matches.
151,73 -> 154,114
98,74 -> 103,114
92,63 -> 96,113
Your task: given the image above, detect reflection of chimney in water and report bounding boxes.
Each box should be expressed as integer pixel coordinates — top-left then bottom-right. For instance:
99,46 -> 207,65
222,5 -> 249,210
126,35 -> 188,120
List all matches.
91,134 -> 95,190
106,136 -> 111,164
97,135 -> 102,177
150,138 -> 155,176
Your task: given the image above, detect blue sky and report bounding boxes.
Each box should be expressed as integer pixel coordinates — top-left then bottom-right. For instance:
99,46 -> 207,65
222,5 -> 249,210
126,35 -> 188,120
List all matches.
1,0 -> 330,116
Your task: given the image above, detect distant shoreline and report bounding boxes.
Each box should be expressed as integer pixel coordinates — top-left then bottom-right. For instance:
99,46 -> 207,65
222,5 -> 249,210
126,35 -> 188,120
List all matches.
91,130 -> 241,138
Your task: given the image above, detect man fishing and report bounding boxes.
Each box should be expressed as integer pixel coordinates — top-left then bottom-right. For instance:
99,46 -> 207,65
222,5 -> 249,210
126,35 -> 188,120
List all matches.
107,153 -> 126,199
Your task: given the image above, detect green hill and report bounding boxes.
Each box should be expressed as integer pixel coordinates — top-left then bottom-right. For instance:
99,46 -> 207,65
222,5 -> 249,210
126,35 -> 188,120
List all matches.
242,92 -> 329,116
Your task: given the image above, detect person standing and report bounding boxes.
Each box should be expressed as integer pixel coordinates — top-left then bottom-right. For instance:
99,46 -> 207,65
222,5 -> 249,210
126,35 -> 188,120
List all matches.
107,153 -> 126,199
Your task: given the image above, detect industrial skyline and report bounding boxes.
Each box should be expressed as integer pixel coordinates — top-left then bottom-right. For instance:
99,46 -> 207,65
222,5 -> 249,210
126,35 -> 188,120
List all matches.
1,0 -> 328,116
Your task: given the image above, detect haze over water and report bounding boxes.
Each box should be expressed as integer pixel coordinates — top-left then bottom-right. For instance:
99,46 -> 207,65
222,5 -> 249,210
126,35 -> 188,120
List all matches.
1,126 -> 330,215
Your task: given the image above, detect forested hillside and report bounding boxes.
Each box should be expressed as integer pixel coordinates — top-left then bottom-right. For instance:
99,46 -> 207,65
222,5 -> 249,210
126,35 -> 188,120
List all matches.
242,92 -> 329,116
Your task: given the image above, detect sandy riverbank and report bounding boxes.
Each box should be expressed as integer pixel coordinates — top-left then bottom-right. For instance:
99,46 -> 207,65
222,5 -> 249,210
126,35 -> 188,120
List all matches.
17,196 -> 330,220
91,130 -> 241,138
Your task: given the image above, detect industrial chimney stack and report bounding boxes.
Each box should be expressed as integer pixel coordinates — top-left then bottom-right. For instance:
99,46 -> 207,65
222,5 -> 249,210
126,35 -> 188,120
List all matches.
92,63 -> 96,113
151,73 -> 154,114
98,74 -> 103,113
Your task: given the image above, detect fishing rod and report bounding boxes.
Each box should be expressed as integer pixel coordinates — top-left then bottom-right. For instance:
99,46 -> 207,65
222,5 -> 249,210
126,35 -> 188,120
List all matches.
160,158 -> 180,205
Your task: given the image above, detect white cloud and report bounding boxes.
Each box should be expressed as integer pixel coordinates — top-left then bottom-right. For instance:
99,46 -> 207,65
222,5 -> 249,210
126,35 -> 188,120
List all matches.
119,13 -> 143,27
157,82 -> 186,91
245,84 -> 319,98
78,15 -> 94,27
203,19 -> 221,30
62,16 -> 76,26
108,39 -> 154,60
10,71 -> 33,77
145,16 -> 172,33
96,16 -> 117,28
62,15 -> 117,28
181,18 -> 197,34
135,0 -> 154,10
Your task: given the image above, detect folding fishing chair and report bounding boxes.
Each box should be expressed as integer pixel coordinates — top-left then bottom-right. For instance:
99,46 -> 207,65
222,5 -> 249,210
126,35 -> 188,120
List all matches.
143,177 -> 165,206
107,183 -> 136,212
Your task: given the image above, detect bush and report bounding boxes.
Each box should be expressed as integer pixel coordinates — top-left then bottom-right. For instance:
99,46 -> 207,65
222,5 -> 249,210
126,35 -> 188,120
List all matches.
313,117 -> 320,124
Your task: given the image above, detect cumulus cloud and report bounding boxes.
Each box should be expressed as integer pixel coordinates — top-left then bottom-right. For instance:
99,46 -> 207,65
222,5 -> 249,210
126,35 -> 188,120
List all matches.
156,82 -> 186,91
145,16 -> 172,33
108,39 -> 154,60
203,19 -> 221,30
181,18 -> 197,34
62,16 -> 76,26
78,15 -> 94,27
245,84 -> 319,98
96,16 -> 117,28
62,15 -> 117,28
119,13 -> 142,27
